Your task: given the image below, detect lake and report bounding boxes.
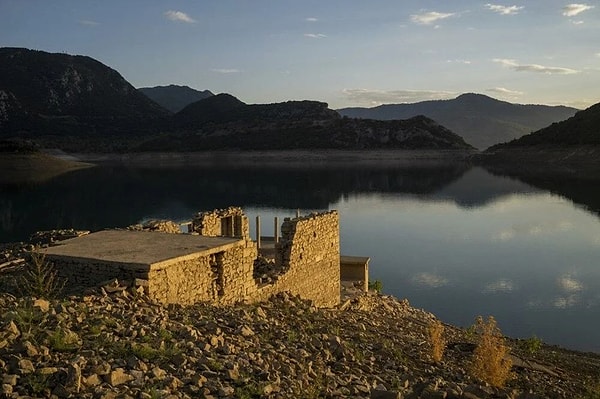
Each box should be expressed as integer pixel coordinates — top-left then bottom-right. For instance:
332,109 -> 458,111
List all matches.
1,160 -> 599,353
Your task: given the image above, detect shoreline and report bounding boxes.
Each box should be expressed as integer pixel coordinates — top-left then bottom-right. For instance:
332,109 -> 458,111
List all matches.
59,149 -> 477,167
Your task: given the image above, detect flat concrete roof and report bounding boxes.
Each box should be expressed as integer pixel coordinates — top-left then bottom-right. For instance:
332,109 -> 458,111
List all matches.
42,230 -> 243,268
340,255 -> 370,265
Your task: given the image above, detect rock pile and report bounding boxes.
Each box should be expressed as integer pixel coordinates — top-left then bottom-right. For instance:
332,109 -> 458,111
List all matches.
1,287 -> 599,399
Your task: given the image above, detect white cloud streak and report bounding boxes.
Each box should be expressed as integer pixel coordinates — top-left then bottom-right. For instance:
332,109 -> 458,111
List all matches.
342,88 -> 456,106
485,4 -> 524,15
493,58 -> 580,74
410,11 -> 456,25
562,3 -> 594,16
211,68 -> 241,74
305,17 -> 318,22
486,87 -> 524,96
304,33 -> 327,38
79,20 -> 99,26
164,10 -> 196,24
412,272 -> 449,288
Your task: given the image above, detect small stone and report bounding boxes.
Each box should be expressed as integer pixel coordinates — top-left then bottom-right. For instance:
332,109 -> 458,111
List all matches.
239,325 -> 254,337
19,358 -> 35,373
1,384 -> 13,395
152,366 -> 167,380
65,363 -> 81,392
104,368 -> 133,386
84,374 -> 102,387
2,375 -> 18,386
38,367 -> 59,375
5,320 -> 20,337
218,386 -> 235,396
370,389 -> 402,399
33,298 -> 50,312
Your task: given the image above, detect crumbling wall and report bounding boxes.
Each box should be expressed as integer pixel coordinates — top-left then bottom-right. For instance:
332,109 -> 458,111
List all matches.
147,239 -> 257,305
253,211 -> 340,307
192,207 -> 250,239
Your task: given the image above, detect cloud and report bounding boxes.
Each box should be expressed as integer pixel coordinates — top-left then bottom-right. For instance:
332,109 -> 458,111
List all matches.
412,272 -> 449,288
557,275 -> 583,293
211,68 -> 241,74
305,17 -> 318,22
342,88 -> 456,106
562,3 -> 594,17
304,33 -> 327,38
493,58 -> 580,74
79,19 -> 99,26
485,4 -> 524,15
164,10 -> 196,23
571,19 -> 585,24
410,11 -> 456,25
482,278 -> 515,293
486,87 -> 524,96
446,59 -> 472,64
491,221 -> 573,241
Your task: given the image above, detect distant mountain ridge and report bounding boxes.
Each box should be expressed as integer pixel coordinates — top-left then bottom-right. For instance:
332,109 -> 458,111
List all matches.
138,93 -> 474,151
139,85 -> 214,113
338,93 -> 578,149
0,47 -> 473,152
0,47 -> 169,136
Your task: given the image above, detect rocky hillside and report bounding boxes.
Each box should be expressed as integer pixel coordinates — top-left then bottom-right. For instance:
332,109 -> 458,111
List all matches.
338,94 -> 578,150
137,95 -> 474,151
489,101 -> 600,148
0,47 -> 169,137
0,287 -> 599,398
139,85 -> 214,113
481,101 -> 600,165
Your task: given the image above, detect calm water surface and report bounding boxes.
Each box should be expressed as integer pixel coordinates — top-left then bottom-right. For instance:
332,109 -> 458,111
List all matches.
1,162 -> 599,352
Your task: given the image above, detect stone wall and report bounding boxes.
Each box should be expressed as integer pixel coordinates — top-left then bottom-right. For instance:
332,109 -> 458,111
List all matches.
148,239 -> 258,305
253,211 -> 340,307
50,257 -> 148,290
192,207 -> 250,239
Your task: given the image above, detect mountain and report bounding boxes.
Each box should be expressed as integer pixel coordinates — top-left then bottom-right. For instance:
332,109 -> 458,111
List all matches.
338,93 -> 578,150
138,85 -> 213,113
489,101 -> 600,147
0,47 -> 169,137
0,47 -> 474,153
135,94 -> 474,151
480,101 -> 600,165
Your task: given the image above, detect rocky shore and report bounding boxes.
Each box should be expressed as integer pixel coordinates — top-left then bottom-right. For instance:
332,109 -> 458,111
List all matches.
1,235 -> 600,399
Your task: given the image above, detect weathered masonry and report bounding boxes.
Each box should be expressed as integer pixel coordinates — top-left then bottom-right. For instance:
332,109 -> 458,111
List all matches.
42,208 -> 341,307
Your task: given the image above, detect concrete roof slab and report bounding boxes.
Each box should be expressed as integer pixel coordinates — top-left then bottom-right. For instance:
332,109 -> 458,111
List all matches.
42,230 -> 242,266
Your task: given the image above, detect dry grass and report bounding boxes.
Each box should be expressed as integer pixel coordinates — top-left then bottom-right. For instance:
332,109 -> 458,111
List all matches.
469,316 -> 513,387
428,319 -> 445,363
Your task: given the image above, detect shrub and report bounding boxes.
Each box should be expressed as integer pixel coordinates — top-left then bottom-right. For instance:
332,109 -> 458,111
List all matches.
17,248 -> 66,298
428,319 -> 445,362
368,280 -> 383,293
468,316 -> 512,387
520,335 -> 543,355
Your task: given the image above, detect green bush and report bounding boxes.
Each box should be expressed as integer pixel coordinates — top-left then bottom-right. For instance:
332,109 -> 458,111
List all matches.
368,280 -> 383,293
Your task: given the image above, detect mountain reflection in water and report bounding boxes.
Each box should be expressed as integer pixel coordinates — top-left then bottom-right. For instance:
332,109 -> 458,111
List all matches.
1,161 -> 599,353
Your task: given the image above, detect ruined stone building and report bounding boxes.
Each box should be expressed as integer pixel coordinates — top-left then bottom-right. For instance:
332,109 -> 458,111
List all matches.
42,208 -> 342,307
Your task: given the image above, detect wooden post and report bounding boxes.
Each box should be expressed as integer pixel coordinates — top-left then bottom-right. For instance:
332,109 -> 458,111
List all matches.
256,216 -> 261,249
296,209 -> 300,218
274,217 -> 279,243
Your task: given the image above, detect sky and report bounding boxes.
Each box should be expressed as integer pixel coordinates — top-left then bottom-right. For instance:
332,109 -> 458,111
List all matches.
1,0 -> 599,109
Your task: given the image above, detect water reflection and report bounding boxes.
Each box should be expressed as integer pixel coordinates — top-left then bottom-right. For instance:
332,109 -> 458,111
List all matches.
1,162 -> 600,352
